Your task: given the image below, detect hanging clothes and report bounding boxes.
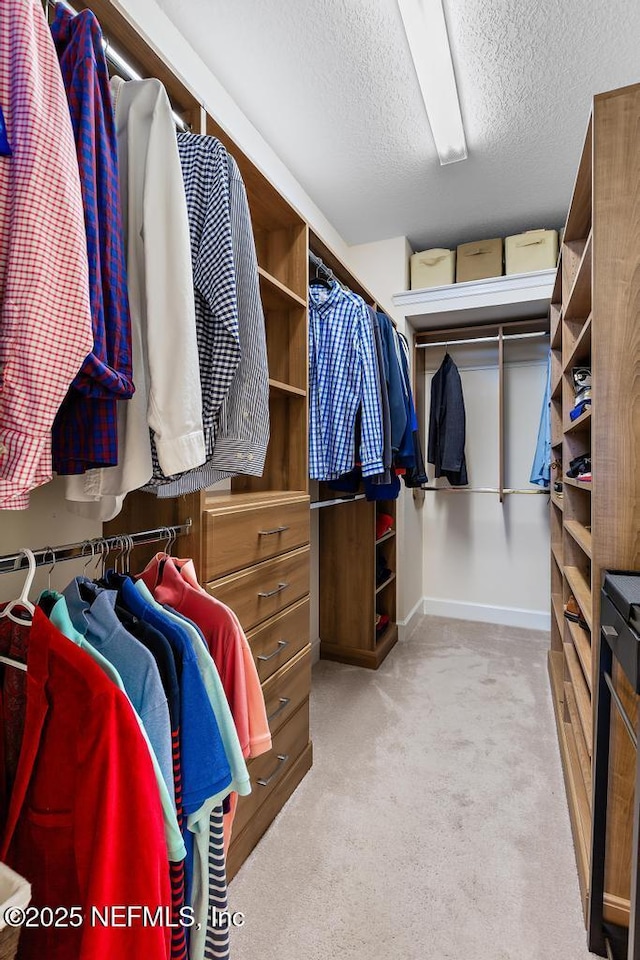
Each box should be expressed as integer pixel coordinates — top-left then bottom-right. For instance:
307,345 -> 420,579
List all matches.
428,352 -> 469,486
309,281 -> 384,481
154,152 -> 270,496
530,352 -> 552,487
49,5 -> 134,475
366,306 -> 393,485
65,76 -> 206,519
376,311 -> 407,454
39,589 -> 187,865
0,0 -> 93,511
143,133 -> 240,493
0,608 -> 171,960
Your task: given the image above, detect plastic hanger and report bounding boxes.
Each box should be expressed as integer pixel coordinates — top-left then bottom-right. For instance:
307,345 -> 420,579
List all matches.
0,549 -> 36,625
310,263 -> 333,290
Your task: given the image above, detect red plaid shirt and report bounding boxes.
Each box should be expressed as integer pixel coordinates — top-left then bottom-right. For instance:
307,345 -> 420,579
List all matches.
0,0 -> 94,510
50,5 -> 134,475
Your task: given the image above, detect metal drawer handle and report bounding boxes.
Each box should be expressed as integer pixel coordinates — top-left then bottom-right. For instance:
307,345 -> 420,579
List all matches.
267,697 -> 291,723
602,624 -> 619,639
257,754 -> 289,787
258,525 -> 289,537
258,639 -> 289,662
258,581 -> 289,599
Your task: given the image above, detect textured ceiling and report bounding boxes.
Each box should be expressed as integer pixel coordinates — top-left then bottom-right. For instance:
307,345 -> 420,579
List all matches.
155,0 -> 640,252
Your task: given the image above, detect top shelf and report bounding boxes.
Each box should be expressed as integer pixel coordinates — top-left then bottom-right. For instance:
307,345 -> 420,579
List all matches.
393,270 -> 555,330
564,117 -> 593,243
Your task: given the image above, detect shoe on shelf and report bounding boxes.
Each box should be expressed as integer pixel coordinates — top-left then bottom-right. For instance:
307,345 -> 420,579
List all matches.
577,472 -> 592,482
564,594 -> 588,631
554,480 -> 563,495
567,454 -> 591,479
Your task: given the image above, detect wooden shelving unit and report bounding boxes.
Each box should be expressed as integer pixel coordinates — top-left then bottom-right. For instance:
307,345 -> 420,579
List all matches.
548,82 -> 640,935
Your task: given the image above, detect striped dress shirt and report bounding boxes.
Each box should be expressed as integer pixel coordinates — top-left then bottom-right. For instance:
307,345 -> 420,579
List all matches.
0,0 -> 93,510
155,152 -> 269,497
309,282 -> 384,480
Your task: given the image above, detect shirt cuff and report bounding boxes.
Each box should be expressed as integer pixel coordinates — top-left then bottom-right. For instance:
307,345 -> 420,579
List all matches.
154,429 -> 206,478
0,429 -> 52,508
361,458 -> 385,478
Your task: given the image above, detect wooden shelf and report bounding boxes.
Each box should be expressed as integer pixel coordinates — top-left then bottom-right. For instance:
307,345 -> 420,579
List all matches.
551,374 -> 563,400
551,489 -> 565,512
564,476 -> 591,491
376,530 -> 396,546
564,117 -> 592,243
268,378 -> 306,397
376,573 -> 396,595
564,314 -> 592,372
258,267 -> 306,310
564,681 -> 592,799
564,566 -> 592,631
564,231 -> 592,322
564,642 -> 593,753
551,541 -> 563,569
564,408 -> 592,434
552,593 -> 565,634
566,618 -> 592,692
565,519 -> 592,559
551,304 -> 562,349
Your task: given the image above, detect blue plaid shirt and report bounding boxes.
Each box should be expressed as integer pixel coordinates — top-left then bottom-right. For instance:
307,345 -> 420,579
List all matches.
50,6 -> 133,474
309,282 -> 384,480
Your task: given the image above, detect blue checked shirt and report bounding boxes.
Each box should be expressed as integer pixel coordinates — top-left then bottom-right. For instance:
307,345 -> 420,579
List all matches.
309,282 -> 384,480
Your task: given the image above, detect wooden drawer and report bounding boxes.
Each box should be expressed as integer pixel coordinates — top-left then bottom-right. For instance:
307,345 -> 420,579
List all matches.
248,596 -> 310,682
203,496 -> 309,581
262,644 -> 311,738
232,699 -> 310,839
206,545 -> 309,632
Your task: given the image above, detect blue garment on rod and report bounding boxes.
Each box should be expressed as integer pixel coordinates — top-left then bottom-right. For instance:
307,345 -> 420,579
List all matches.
530,352 -> 552,487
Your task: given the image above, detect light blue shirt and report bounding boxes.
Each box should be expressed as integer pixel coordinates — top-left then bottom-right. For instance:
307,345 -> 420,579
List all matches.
530,353 -> 552,487
63,578 -> 174,804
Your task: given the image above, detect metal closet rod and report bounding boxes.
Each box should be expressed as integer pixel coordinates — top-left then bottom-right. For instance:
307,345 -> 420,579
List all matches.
420,487 -> 546,494
309,251 -> 335,281
416,331 -> 548,349
44,0 -> 191,132
0,521 -> 192,576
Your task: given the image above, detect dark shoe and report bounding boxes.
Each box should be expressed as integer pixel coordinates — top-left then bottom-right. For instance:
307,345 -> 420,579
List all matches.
564,595 -> 588,630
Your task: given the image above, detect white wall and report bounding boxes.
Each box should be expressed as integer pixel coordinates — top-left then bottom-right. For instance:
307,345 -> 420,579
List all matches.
421,340 -> 550,631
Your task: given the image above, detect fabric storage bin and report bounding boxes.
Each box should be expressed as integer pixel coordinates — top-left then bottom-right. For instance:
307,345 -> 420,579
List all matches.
0,863 -> 31,960
410,248 -> 455,289
505,229 -> 559,274
456,238 -> 503,283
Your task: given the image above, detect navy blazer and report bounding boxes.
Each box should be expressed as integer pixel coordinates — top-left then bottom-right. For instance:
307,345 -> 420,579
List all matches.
428,353 -> 468,486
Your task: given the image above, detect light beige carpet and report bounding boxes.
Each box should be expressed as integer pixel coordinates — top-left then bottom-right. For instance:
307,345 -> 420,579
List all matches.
228,615 -> 595,959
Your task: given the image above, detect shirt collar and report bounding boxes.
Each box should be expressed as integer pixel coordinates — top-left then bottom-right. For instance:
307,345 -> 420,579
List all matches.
62,578 -> 120,644
308,279 -> 343,315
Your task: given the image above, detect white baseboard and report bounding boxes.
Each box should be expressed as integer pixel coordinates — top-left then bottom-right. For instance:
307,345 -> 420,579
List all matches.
310,636 -> 321,665
397,597 -> 425,640
422,597 -> 551,632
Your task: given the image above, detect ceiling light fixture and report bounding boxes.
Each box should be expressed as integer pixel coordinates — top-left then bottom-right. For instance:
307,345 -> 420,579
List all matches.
397,0 -> 468,165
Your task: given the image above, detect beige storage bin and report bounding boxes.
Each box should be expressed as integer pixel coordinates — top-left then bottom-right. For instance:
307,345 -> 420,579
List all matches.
505,229 -> 559,274
456,238 -> 503,283
410,248 -> 455,290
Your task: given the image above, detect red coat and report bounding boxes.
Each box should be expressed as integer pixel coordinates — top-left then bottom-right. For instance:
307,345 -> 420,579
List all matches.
0,608 -> 171,960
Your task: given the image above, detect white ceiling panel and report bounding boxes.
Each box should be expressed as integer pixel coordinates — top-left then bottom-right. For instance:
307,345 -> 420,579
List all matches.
155,0 -> 640,251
